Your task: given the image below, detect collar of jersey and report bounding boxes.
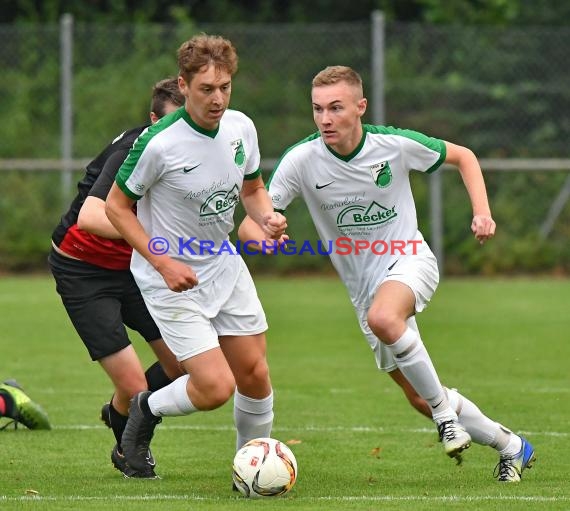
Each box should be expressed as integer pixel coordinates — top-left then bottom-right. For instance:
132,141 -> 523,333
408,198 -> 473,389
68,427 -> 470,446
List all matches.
324,125 -> 366,162
180,108 -> 220,138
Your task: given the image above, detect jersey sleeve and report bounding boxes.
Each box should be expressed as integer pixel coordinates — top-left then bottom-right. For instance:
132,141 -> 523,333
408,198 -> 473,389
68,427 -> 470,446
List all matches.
396,128 -> 446,174
89,149 -> 129,200
243,116 -> 262,180
115,129 -> 162,200
266,151 -> 302,212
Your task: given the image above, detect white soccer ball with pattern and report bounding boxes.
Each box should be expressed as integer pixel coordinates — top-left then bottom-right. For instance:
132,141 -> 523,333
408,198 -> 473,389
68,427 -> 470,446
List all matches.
232,437 -> 298,498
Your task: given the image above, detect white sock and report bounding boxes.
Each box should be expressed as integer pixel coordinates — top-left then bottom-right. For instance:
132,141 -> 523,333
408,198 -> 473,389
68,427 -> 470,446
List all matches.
234,389 -> 274,451
499,434 -> 524,457
446,387 -> 521,453
148,374 -> 198,416
387,326 -> 456,424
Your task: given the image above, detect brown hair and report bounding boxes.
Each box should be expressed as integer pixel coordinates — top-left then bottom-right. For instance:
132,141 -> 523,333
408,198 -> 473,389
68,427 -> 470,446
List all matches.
177,34 -> 238,84
150,77 -> 184,117
312,65 -> 363,96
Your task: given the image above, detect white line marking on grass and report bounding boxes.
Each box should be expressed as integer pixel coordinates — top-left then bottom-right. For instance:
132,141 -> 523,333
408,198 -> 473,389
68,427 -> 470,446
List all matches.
55,424 -> 568,437
318,496 -> 570,503
0,495 -> 207,502
1,495 -> 569,503
532,387 -> 570,393
330,387 -> 355,393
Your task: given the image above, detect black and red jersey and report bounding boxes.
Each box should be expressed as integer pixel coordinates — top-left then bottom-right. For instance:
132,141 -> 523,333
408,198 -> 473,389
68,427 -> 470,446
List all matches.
51,125 -> 148,270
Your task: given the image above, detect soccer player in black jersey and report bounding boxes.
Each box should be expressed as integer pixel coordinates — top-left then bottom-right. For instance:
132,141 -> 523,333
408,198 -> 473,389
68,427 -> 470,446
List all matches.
49,78 -> 184,478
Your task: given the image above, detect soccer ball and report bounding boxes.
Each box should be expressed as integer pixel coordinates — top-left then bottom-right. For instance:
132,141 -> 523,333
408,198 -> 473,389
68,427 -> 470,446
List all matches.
232,437 -> 298,498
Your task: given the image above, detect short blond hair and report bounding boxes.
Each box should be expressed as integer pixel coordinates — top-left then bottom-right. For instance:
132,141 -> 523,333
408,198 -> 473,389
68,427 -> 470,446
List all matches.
312,66 -> 363,96
177,33 -> 238,84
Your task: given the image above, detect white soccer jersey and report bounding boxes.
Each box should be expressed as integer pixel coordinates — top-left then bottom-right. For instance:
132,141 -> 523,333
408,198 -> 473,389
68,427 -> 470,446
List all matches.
268,124 -> 446,307
116,107 -> 261,290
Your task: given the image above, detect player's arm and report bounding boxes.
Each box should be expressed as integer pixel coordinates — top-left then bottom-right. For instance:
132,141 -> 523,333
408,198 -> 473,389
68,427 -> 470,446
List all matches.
240,175 -> 287,240
444,141 -> 496,244
77,150 -> 128,239
78,196 -> 122,238
105,183 -> 198,291
238,189 -> 288,255
237,215 -> 265,244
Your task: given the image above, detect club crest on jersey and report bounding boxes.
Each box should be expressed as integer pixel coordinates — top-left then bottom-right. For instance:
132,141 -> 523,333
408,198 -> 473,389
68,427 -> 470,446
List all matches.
370,161 -> 392,188
231,139 -> 246,169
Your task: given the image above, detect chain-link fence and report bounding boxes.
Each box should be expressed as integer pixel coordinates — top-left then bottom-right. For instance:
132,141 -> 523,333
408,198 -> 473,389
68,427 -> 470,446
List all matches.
1,15 -> 569,273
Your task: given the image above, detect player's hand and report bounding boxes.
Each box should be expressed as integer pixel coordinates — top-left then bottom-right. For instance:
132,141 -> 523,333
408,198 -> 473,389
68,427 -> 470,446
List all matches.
261,212 -> 287,240
156,257 -> 199,292
262,233 -> 290,254
471,214 -> 496,244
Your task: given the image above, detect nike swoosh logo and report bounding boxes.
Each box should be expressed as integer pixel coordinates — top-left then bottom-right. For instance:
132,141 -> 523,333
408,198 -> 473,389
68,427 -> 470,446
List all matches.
183,164 -> 201,173
316,181 -> 334,190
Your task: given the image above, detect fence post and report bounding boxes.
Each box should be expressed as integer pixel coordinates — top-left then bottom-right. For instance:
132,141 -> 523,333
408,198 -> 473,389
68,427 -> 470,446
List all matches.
429,170 -> 444,275
60,13 -> 73,205
539,173 -> 570,239
370,10 -> 385,125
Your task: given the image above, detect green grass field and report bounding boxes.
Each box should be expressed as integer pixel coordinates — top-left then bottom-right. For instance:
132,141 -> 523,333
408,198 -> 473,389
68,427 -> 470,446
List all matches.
1,275 -> 569,510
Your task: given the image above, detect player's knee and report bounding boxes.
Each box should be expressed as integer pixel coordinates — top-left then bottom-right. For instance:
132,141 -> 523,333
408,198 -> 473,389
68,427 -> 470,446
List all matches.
115,374 -> 148,401
199,376 -> 236,410
206,388 -> 235,409
367,307 -> 400,341
242,358 -> 270,389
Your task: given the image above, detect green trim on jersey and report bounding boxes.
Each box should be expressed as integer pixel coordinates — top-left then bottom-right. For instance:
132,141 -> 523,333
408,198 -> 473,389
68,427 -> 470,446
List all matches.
181,109 -> 220,138
244,168 -> 261,180
116,108 -> 186,200
364,124 -> 446,173
324,128 -> 367,162
116,176 -> 141,200
267,130 -> 321,189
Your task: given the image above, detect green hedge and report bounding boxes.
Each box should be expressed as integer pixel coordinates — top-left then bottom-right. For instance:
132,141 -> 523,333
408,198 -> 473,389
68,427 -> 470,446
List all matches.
2,168 -> 568,274
1,21 -> 570,274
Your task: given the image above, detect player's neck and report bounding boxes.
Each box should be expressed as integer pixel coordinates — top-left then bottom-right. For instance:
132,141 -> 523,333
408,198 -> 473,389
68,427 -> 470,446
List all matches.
328,124 -> 364,157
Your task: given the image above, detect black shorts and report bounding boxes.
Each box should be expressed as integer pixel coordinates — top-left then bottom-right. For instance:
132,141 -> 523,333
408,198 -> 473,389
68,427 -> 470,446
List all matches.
48,249 -> 161,361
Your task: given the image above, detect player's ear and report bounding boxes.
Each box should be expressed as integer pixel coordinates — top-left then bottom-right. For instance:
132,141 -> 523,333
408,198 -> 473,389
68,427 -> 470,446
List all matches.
178,75 -> 188,93
357,97 -> 367,117
149,112 -> 159,124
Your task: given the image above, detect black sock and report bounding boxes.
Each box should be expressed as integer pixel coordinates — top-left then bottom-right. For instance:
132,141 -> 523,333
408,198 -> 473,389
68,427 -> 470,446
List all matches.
145,361 -> 172,391
109,402 -> 128,449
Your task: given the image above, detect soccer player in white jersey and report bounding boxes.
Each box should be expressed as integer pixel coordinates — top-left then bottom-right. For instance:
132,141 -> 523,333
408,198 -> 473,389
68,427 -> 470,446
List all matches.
239,66 -> 535,482
105,34 -> 287,479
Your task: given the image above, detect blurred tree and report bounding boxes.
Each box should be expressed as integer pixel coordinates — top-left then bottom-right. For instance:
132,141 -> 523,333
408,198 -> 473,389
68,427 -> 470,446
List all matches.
418,0 -> 570,25
185,0 -> 420,23
2,0 -> 569,25
418,0 -> 519,24
1,0 -> 192,23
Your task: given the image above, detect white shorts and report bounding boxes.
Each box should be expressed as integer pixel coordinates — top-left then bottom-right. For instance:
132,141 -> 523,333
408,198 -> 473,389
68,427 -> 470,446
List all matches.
356,248 -> 439,372
143,258 -> 267,362
381,247 -> 439,314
